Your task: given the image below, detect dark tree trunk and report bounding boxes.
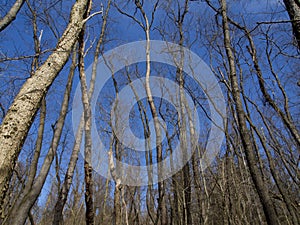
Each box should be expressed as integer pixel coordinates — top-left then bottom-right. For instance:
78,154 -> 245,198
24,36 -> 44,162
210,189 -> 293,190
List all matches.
219,0 -> 278,224
283,0 -> 300,49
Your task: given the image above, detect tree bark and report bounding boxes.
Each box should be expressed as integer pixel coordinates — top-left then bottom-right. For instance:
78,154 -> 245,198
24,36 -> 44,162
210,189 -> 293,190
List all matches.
78,1 -> 95,224
118,1 -> 167,224
219,0 -> 278,224
0,0 -> 90,219
0,0 -> 25,32
283,0 -> 300,50
52,2 -> 110,224
176,2 -> 192,224
7,48 -> 75,225
138,4 -> 167,224
52,50 -> 79,225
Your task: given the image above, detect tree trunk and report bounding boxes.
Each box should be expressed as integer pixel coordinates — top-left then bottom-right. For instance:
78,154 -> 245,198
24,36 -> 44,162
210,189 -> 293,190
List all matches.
52,2 -> 110,224
219,0 -> 278,224
0,0 -> 25,32
0,0 -> 90,218
283,0 -> 300,49
8,49 -> 75,225
78,1 -> 95,223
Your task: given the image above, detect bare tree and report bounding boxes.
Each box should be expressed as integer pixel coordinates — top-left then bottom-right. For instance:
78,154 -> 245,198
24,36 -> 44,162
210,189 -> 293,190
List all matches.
77,1 -> 95,224
218,0 -> 279,224
0,0 -> 299,224
52,1 -> 111,224
6,46 -> 76,225
0,0 -> 91,218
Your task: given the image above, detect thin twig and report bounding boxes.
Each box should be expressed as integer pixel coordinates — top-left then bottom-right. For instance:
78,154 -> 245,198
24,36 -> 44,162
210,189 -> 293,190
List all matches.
257,19 -> 300,25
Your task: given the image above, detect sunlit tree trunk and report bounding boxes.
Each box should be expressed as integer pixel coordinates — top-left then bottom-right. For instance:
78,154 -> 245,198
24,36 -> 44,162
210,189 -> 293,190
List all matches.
8,47 -> 76,225
0,0 -> 90,219
78,1 -> 95,223
0,0 -> 25,32
52,2 -> 110,224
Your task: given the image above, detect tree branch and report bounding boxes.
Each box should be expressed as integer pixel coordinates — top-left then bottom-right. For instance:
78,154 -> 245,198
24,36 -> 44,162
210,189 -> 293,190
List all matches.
0,0 -> 25,32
